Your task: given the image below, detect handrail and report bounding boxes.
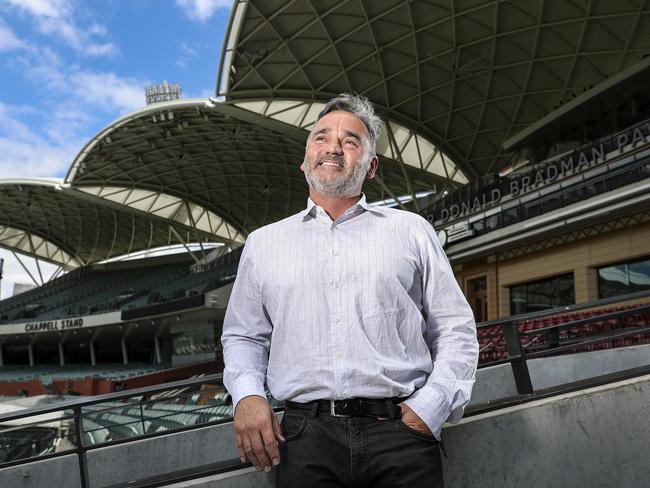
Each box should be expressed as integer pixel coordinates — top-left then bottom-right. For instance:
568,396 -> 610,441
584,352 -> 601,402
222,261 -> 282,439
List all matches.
477,289 -> 650,329
475,298 -> 650,397
524,325 -> 650,359
0,372 -> 232,486
0,373 -> 223,423
466,363 -> 650,417
518,303 -> 650,335
104,458 -> 250,488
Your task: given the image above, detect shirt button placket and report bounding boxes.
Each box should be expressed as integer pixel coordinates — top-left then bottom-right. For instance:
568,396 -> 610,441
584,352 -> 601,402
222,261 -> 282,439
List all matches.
331,225 -> 343,395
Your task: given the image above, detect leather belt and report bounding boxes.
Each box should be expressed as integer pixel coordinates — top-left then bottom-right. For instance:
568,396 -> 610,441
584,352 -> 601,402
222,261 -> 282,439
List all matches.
285,398 -> 403,419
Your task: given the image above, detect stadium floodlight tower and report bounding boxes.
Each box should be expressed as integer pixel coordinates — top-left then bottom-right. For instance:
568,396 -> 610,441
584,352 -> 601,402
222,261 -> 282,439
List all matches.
145,81 -> 182,105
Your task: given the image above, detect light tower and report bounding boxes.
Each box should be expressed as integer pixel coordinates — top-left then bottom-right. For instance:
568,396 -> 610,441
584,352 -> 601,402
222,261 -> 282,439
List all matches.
145,81 -> 182,105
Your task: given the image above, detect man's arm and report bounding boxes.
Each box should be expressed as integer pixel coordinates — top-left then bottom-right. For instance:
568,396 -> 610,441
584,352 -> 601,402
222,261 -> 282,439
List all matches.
221,233 -> 283,470
402,218 -> 479,439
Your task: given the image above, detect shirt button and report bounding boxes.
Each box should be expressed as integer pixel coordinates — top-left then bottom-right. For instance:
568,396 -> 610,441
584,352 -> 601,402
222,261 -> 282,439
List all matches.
336,353 -> 343,359
335,282 -> 340,288
342,389 -> 348,395
332,249 -> 338,256
335,318 -> 340,323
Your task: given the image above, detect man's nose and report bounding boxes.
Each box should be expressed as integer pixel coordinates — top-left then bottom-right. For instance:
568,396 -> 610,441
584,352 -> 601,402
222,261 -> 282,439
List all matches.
324,139 -> 343,155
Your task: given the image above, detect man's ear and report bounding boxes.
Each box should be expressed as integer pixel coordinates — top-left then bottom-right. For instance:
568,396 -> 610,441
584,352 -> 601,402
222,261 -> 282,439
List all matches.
300,161 -> 305,173
365,156 -> 379,180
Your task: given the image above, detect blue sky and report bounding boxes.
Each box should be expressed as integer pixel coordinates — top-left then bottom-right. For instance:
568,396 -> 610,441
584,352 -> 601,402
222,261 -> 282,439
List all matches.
0,0 -> 233,298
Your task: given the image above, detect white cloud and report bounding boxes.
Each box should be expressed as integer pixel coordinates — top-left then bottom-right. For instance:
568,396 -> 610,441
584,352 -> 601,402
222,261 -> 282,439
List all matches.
0,47 -> 147,180
11,41 -> 147,114
0,137 -> 76,178
0,19 -> 29,52
0,60 -> 147,180
13,46 -> 66,91
175,0 -> 231,22
176,41 -> 199,69
70,71 -> 146,113
181,42 -> 197,57
6,0 -> 117,57
7,0 -> 64,18
0,102 -> 80,179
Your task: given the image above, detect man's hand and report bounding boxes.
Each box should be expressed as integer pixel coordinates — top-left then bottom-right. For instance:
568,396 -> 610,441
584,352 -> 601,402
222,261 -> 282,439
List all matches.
399,403 -> 434,437
233,395 -> 285,471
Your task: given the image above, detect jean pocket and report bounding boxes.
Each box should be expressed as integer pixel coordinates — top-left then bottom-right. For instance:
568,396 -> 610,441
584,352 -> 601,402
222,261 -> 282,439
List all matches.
281,411 -> 309,442
396,419 -> 439,443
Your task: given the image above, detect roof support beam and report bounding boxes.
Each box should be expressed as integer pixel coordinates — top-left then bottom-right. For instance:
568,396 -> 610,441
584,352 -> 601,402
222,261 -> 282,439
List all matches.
12,251 -> 40,288
372,175 -> 408,211
169,225 -> 200,264
27,234 -> 45,286
185,201 -> 205,253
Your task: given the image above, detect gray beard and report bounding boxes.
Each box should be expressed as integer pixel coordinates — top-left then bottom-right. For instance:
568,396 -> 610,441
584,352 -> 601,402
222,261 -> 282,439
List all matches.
303,154 -> 372,199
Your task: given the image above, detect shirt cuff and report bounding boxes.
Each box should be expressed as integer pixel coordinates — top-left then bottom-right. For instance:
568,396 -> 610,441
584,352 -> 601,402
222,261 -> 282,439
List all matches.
226,377 -> 267,411
403,386 -> 451,440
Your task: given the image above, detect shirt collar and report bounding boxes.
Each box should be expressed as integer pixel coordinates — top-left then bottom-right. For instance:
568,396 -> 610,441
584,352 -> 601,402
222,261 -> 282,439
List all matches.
300,193 -> 385,221
356,194 -> 385,215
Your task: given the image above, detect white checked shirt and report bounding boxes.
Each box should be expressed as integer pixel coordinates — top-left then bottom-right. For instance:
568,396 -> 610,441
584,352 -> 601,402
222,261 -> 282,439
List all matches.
221,195 -> 478,438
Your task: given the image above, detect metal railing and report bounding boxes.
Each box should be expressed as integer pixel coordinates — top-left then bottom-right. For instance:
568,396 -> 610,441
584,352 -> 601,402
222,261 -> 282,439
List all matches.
474,290 -> 650,399
0,374 -> 235,484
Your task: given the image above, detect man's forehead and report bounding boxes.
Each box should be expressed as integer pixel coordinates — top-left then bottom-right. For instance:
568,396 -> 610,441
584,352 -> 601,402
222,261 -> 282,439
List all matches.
312,110 -> 369,138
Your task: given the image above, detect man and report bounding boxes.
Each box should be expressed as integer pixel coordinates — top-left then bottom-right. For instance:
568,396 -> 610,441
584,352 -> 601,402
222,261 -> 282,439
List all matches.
222,93 -> 478,487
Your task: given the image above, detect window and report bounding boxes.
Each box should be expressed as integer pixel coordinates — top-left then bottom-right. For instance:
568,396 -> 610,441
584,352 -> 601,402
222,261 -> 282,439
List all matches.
598,256 -> 650,299
510,273 -> 575,315
468,276 -> 488,322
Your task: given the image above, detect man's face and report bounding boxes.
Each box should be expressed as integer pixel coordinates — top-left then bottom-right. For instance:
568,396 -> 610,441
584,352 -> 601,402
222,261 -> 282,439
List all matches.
301,110 -> 378,199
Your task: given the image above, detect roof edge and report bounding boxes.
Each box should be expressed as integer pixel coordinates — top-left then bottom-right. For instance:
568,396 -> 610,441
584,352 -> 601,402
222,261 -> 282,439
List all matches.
216,0 -> 249,96
65,98 -> 215,183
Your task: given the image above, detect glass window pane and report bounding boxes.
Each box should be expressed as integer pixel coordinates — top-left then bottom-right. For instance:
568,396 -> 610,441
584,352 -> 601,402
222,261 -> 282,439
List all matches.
598,264 -> 629,298
510,273 -> 574,315
598,257 -> 650,299
628,258 -> 650,292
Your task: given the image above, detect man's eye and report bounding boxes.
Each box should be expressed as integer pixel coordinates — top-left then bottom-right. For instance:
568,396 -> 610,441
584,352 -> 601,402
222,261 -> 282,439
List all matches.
344,140 -> 359,147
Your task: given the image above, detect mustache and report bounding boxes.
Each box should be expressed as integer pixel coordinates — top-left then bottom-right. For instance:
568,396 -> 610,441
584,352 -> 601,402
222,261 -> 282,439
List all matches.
316,155 -> 345,166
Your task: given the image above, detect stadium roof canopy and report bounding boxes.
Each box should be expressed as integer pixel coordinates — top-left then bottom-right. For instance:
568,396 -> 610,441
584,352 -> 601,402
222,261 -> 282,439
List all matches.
0,179 -> 221,270
65,98 -> 443,234
218,0 -> 650,179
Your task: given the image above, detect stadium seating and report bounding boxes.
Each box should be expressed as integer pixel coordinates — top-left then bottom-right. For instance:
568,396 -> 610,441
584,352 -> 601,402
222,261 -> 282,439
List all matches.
0,364 -> 168,390
477,303 -> 650,364
75,390 -> 235,445
0,248 -> 241,326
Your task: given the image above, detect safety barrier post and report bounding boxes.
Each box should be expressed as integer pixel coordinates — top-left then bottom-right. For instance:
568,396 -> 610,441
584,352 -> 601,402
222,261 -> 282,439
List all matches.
503,321 -> 534,395
73,406 -> 90,488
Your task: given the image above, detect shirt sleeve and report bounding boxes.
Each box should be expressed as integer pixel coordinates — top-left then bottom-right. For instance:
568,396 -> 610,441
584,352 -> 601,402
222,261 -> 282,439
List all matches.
402,218 -> 479,439
221,232 -> 273,409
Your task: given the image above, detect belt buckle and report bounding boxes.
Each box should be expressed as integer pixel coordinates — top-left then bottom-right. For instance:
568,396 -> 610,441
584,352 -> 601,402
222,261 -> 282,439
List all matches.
330,400 -> 350,417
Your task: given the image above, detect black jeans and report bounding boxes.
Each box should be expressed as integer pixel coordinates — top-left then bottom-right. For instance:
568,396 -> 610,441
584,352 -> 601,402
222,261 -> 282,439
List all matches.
276,404 -> 443,488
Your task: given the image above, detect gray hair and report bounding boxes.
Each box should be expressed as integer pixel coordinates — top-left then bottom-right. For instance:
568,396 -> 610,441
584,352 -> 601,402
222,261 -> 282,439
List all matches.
314,93 -> 383,154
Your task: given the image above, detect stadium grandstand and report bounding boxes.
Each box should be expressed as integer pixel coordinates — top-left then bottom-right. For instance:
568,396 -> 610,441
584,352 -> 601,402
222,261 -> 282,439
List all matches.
1,1 -> 650,487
